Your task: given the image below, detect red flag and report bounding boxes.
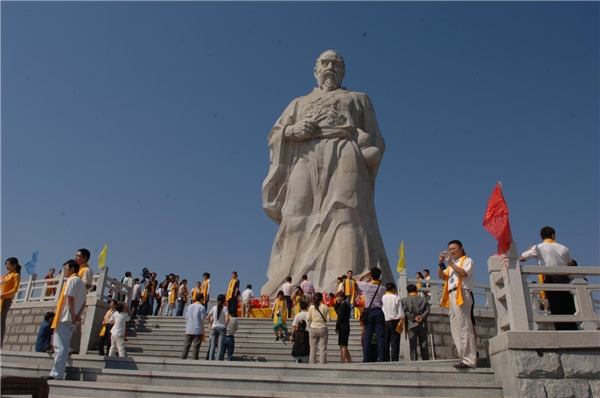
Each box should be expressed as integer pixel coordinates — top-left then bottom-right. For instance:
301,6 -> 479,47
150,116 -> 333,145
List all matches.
483,182 -> 513,254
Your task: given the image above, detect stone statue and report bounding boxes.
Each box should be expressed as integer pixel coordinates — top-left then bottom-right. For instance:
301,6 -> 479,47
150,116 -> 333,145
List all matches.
261,50 -> 393,296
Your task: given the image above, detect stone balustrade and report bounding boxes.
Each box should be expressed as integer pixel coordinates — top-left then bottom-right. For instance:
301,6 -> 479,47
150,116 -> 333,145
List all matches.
487,242 -> 600,333
3,267 -> 132,354
486,242 -> 600,397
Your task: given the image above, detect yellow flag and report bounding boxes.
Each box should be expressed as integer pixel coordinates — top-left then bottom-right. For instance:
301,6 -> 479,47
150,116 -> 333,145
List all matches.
397,240 -> 405,272
98,241 -> 108,270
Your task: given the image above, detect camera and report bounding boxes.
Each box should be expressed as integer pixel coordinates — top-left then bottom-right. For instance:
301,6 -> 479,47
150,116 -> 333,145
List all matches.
141,268 -> 151,280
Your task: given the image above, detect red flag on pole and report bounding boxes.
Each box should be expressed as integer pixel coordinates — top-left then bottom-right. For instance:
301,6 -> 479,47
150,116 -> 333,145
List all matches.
483,182 -> 513,254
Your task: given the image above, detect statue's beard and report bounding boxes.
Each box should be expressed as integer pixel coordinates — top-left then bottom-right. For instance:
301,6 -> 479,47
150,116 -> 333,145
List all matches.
322,76 -> 337,91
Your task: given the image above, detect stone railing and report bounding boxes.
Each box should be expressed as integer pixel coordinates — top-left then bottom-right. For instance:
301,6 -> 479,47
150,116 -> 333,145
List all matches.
398,269 -> 494,312
13,266 -> 132,306
4,267 -> 132,354
487,242 -> 600,333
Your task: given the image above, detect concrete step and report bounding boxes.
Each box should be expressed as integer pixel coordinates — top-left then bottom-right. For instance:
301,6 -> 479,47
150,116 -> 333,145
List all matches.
27,380 -> 501,398
1,356 -> 502,397
0,351 -> 487,375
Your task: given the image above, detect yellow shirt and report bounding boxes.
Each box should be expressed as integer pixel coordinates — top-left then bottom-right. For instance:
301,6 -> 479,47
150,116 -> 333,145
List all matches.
1,272 -> 21,300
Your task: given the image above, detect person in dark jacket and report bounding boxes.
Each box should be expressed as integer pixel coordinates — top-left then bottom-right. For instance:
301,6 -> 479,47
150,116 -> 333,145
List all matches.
35,312 -> 55,352
334,291 -> 352,363
402,284 -> 430,361
290,320 -> 310,363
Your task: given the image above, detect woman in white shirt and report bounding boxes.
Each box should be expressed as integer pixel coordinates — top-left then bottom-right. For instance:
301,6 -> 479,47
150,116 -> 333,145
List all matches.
206,294 -> 229,360
307,292 -> 331,364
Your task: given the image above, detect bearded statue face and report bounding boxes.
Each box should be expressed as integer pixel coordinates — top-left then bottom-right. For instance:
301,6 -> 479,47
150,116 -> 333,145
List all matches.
314,50 -> 346,91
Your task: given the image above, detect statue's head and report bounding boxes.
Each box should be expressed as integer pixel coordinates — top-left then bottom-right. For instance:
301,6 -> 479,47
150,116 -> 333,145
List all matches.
314,50 -> 345,91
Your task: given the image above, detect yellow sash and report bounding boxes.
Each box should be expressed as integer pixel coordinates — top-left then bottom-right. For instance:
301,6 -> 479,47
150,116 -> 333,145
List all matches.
440,256 -> 466,308
77,264 -> 88,278
51,274 -> 78,329
180,285 -> 188,303
202,280 -> 210,301
226,279 -> 237,301
273,298 -> 287,325
344,278 -> 356,303
191,287 -> 202,302
99,309 -> 114,337
395,318 -> 404,334
169,283 -> 178,304
537,239 -> 555,299
293,293 -> 304,315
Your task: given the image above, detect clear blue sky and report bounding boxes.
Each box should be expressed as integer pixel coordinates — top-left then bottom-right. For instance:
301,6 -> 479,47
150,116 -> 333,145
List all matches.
2,2 -> 598,296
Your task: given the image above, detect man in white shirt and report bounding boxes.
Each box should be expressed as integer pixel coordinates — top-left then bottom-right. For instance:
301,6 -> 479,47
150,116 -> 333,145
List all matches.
44,260 -> 87,380
423,269 -> 431,299
281,277 -> 294,318
181,293 -> 207,360
109,302 -> 132,357
75,249 -> 94,291
290,301 -> 310,334
131,278 -> 141,318
520,226 -> 578,330
357,268 -> 386,362
382,282 -> 404,361
241,284 -> 255,318
438,240 -> 477,369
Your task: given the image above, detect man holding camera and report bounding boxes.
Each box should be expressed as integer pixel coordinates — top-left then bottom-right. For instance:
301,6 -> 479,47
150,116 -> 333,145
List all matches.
438,240 -> 477,369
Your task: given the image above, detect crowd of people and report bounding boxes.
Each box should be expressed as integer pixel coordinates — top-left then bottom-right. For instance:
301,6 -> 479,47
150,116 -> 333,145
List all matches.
0,226 -> 582,379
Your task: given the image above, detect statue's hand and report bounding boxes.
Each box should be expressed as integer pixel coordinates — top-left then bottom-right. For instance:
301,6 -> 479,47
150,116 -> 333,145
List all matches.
285,120 -> 317,142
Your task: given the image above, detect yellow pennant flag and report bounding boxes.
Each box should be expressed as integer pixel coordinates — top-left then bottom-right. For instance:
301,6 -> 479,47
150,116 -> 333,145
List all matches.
397,240 -> 405,272
98,241 -> 108,270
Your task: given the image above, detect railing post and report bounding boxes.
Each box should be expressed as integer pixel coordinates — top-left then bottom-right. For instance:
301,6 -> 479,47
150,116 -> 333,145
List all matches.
95,267 -> 109,301
22,273 -> 37,303
487,242 -> 531,333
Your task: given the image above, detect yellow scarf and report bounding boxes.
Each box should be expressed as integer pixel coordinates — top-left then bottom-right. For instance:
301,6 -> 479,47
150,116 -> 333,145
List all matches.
99,309 -> 114,337
537,239 -> 555,299
408,292 -> 419,296
202,280 -> 210,301
191,287 -> 202,303
344,278 -> 356,302
51,274 -> 78,329
77,264 -> 89,280
180,284 -> 188,303
293,293 -> 304,315
273,298 -> 287,325
226,279 -> 237,301
169,283 -> 178,304
440,255 -> 466,308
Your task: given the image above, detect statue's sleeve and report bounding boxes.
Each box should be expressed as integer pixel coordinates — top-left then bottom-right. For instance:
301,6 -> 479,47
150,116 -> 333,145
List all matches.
262,98 -> 300,224
356,93 -> 386,181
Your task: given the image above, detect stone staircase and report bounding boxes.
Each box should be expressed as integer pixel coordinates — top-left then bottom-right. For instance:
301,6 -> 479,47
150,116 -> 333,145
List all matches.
0,315 -> 504,397
117,315 -> 365,362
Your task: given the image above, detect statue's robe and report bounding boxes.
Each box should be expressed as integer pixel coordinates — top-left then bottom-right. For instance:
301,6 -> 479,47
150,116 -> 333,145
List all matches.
262,87 -> 393,296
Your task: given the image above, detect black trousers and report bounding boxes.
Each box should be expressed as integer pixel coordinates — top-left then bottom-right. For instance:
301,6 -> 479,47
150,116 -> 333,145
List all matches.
228,297 -> 238,317
408,326 -> 429,361
98,324 -> 112,355
384,319 -> 400,361
544,275 -> 577,330
131,300 -> 140,318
